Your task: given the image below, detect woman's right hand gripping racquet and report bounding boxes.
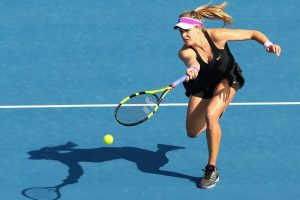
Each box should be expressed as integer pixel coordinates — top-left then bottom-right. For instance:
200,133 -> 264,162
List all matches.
114,75 -> 187,126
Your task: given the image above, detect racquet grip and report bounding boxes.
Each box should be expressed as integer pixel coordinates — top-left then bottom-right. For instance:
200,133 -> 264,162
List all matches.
170,75 -> 188,88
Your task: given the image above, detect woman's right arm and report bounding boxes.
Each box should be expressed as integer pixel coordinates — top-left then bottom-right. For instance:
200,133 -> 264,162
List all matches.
178,47 -> 201,81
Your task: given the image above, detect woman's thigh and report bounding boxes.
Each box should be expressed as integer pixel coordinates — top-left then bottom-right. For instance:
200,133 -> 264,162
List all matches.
206,79 -> 236,124
186,79 -> 236,137
186,95 -> 210,137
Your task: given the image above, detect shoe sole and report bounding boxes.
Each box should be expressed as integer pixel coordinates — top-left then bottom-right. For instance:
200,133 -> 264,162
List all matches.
199,176 -> 220,189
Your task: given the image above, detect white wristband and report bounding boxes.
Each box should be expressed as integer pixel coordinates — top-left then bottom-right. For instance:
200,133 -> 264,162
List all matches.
264,41 -> 273,49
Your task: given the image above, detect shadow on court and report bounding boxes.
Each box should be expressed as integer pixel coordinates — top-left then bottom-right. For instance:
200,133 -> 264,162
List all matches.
21,142 -> 198,199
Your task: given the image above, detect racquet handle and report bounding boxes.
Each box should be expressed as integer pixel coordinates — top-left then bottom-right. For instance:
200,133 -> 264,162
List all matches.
170,75 -> 188,88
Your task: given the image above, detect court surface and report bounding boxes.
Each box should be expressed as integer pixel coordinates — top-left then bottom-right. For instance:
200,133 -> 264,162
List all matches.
1,1 -> 300,200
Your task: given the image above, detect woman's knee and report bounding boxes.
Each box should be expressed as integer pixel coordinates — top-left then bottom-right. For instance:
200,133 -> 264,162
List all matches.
205,111 -> 220,129
186,125 -> 206,138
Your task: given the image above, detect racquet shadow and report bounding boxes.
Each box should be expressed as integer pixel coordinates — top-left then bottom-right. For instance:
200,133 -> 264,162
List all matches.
22,142 -> 198,199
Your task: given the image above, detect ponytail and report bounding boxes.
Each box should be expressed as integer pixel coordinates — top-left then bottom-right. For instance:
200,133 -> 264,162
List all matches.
195,2 -> 233,25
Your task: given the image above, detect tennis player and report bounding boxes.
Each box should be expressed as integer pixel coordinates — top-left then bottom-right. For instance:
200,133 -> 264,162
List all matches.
174,2 -> 281,189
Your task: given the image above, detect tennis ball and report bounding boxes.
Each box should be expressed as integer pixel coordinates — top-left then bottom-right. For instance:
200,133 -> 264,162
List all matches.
103,134 -> 114,145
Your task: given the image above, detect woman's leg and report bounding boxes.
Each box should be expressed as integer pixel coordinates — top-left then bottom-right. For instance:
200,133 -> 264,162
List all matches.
205,79 -> 236,166
185,95 -> 210,138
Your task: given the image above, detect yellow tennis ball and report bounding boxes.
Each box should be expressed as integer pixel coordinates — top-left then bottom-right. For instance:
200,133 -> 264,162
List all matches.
103,134 -> 114,145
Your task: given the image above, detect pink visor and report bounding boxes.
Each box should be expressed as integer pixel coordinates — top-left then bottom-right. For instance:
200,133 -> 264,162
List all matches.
174,17 -> 203,30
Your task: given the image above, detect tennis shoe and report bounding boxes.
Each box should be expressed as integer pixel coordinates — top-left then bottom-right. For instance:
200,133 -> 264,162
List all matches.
199,165 -> 219,189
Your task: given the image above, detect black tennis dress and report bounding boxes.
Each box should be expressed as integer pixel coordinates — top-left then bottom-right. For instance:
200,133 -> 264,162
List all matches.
183,30 -> 245,99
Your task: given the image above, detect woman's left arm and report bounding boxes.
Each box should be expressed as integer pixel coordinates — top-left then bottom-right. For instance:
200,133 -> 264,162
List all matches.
211,28 -> 281,57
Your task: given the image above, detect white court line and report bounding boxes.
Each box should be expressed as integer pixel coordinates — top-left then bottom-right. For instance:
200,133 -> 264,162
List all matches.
0,102 -> 300,109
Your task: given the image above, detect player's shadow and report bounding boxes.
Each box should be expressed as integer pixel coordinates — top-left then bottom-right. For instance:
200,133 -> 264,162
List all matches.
24,142 -> 198,191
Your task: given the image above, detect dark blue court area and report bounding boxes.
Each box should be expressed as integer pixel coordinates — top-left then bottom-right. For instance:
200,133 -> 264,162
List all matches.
1,1 -> 299,200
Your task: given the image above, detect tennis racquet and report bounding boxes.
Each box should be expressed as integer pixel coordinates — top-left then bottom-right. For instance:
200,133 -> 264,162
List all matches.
114,75 -> 187,126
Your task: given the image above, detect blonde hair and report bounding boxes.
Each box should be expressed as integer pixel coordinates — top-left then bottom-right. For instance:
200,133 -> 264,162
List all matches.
179,2 -> 233,26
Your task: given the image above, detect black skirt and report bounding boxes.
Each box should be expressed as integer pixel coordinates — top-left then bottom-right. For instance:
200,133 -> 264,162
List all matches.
183,62 -> 245,99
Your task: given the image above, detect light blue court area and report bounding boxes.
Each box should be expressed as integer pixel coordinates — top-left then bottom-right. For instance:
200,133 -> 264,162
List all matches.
0,1 -> 300,200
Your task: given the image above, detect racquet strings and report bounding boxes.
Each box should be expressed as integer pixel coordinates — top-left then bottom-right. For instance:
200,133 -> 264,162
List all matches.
116,93 -> 158,125
23,187 -> 59,200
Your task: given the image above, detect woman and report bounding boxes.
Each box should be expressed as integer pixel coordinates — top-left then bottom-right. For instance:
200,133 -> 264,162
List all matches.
173,2 -> 281,189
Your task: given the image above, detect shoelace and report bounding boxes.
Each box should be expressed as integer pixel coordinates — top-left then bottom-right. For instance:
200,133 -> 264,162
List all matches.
202,168 -> 215,180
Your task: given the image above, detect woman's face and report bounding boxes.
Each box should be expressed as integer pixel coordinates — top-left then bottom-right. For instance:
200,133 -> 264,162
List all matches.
179,26 -> 200,46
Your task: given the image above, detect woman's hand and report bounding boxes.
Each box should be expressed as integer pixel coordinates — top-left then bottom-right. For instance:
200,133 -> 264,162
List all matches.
265,42 -> 281,57
186,66 -> 200,81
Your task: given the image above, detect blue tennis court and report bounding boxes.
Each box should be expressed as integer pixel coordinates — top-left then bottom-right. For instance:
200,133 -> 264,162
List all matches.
1,1 -> 299,200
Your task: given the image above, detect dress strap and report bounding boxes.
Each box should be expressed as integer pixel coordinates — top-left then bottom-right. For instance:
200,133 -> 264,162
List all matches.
203,30 -> 219,51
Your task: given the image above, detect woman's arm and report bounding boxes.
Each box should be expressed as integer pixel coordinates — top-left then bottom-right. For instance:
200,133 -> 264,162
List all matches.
178,47 -> 200,81
210,28 -> 281,57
